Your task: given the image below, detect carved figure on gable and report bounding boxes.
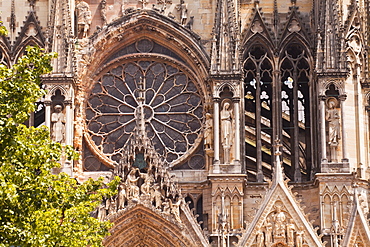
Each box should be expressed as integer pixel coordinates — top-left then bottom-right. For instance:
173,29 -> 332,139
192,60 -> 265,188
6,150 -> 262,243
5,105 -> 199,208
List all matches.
296,229 -> 304,247
100,0 -> 107,26
76,0 -> 92,39
264,217 -> 273,245
162,199 -> 171,214
273,206 -> 286,240
140,171 -> 154,195
108,197 -> 116,215
171,199 -> 182,222
176,0 -> 188,25
204,113 -> 213,149
325,97 -> 340,145
221,101 -> 233,163
286,219 -> 295,245
51,105 -> 66,143
97,201 -> 107,221
118,183 -> 127,210
152,184 -> 163,209
256,227 -> 264,247
126,168 -> 140,201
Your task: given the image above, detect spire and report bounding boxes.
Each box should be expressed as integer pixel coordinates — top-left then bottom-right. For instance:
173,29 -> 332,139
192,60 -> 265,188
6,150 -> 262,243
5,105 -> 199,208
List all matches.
272,137 -> 285,185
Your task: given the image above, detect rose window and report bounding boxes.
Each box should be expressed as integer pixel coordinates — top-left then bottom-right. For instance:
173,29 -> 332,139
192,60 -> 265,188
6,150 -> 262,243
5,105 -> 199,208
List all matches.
85,60 -> 204,166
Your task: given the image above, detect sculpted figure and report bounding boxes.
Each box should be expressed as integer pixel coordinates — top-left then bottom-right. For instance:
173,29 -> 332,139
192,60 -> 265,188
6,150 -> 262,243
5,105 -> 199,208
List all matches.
273,206 -> 286,238
325,98 -> 340,145
76,0 -> 92,38
162,199 -> 171,215
256,228 -> 264,247
221,102 -> 233,163
176,0 -> 188,25
140,171 -> 154,195
108,197 -> 116,215
126,168 -> 140,201
296,230 -> 304,247
171,199 -> 182,222
264,217 -> 273,245
286,219 -> 295,245
118,183 -> 126,210
97,202 -> 107,221
204,113 -> 213,149
51,105 -> 66,143
100,0 -> 107,26
152,184 -> 163,209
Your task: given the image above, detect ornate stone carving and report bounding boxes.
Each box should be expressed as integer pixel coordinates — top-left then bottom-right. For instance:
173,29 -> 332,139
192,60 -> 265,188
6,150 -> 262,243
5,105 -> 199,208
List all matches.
100,0 -> 107,26
176,0 -> 188,26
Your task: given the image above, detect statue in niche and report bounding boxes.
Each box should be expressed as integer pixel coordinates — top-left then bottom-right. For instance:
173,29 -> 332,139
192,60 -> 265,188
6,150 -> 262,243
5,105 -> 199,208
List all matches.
76,0 -> 92,39
221,101 -> 233,163
176,0 -> 188,25
118,183 -> 126,210
108,197 -> 116,215
51,105 -> 66,143
326,97 -> 340,145
126,168 -> 140,202
256,227 -> 264,247
286,219 -> 296,245
264,217 -> 273,245
204,113 -> 213,149
273,206 -> 286,240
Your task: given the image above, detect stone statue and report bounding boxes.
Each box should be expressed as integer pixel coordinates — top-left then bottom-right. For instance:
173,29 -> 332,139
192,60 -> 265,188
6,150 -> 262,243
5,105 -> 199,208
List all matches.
153,184 -> 163,209
296,230 -> 304,247
140,171 -> 154,195
176,0 -> 188,25
162,199 -> 171,215
76,0 -> 92,38
100,0 -> 107,26
273,206 -> 286,239
108,197 -> 116,215
256,228 -> 264,247
286,219 -> 296,245
126,168 -> 140,201
118,183 -> 126,210
204,113 -> 213,149
325,98 -> 340,145
51,105 -> 66,143
171,199 -> 182,222
97,202 -> 107,221
264,217 -> 273,245
221,102 -> 233,163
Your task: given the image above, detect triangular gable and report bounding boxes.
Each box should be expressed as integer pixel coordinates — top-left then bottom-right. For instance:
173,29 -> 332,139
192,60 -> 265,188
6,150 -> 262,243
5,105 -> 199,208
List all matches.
13,11 -> 45,60
241,5 -> 274,49
279,6 -> 311,49
342,188 -> 370,246
239,144 -> 323,246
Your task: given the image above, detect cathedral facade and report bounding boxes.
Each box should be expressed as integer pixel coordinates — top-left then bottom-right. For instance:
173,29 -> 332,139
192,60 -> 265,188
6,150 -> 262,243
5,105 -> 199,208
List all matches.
1,0 -> 370,246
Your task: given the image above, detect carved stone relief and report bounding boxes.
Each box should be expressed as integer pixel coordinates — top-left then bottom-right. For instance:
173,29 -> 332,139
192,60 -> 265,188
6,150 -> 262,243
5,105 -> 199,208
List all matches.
76,0 -> 92,39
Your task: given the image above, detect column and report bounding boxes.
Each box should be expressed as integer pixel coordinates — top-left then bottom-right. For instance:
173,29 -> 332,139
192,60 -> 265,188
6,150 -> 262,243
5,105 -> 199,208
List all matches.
65,101 -> 73,146
45,101 -> 52,129
213,98 -> 220,173
339,95 -> 348,162
233,98 -> 240,164
319,95 -> 327,162
256,73 -> 263,182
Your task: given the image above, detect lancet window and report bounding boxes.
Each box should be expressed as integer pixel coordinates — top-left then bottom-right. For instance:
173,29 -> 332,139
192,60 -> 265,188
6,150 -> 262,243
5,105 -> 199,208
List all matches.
243,42 -> 312,182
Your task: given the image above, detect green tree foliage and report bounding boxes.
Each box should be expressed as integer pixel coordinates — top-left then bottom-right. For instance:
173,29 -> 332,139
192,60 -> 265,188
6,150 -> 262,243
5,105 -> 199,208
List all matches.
0,44 -> 119,246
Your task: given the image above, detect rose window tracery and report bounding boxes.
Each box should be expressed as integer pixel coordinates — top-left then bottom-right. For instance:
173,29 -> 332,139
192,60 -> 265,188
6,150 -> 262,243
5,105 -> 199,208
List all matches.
85,59 -> 204,166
